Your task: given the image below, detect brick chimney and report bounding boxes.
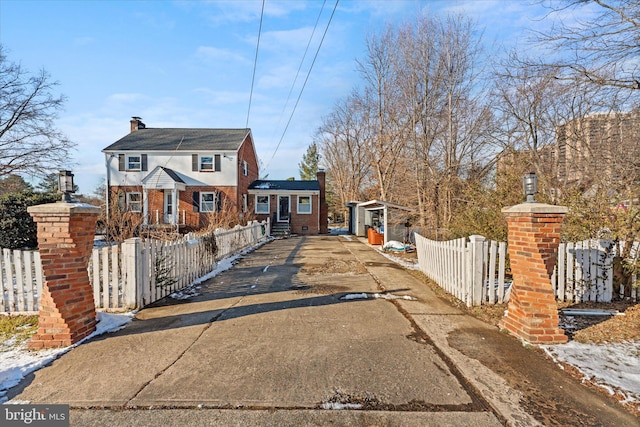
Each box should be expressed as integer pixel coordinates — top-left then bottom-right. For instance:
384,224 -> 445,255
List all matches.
130,116 -> 145,133
317,169 -> 328,233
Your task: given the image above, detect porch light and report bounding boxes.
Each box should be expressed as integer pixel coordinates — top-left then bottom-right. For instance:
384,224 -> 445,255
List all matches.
523,172 -> 537,203
58,170 -> 75,202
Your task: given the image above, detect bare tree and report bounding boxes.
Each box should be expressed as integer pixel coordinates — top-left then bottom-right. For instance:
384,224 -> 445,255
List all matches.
356,27 -> 406,201
533,0 -> 640,91
317,93 -> 372,219
0,45 -> 73,178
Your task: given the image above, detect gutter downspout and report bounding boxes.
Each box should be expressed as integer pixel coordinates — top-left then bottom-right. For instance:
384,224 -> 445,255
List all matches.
105,153 -> 111,221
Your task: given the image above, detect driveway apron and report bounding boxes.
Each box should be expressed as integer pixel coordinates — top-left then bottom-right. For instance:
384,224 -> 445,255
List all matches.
8,236 -> 501,425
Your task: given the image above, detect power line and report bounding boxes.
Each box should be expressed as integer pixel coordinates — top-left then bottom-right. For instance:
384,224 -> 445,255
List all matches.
246,0 -> 265,130
263,0 -> 339,173
267,0 -> 327,146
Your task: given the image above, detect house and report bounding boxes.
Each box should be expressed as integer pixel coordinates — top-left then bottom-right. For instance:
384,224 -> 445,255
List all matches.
102,117 -> 259,230
248,170 -> 328,235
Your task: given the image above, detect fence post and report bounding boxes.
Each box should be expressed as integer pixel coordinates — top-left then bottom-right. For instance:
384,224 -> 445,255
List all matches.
469,235 -> 486,307
123,237 -> 142,309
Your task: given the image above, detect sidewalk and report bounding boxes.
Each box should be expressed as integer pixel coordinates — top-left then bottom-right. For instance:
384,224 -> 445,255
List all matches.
6,236 -> 637,426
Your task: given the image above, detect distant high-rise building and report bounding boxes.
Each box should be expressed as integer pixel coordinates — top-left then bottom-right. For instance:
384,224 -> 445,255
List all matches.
555,109 -> 640,188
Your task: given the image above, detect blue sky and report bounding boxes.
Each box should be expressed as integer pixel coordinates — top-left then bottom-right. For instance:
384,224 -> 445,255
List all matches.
0,0 -> 561,194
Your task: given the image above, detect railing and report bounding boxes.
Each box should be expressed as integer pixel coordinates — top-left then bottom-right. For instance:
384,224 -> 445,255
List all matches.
1,219 -> 270,313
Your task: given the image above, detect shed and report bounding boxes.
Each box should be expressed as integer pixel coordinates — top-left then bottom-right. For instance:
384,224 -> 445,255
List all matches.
346,200 -> 414,245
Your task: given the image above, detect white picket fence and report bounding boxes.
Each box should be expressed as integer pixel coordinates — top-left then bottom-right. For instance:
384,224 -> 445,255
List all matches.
415,233 -> 509,307
415,234 -> 639,307
1,220 -> 270,314
553,239 -> 638,303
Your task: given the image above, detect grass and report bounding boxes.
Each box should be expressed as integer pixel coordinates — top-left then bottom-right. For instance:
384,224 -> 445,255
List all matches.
0,315 -> 38,349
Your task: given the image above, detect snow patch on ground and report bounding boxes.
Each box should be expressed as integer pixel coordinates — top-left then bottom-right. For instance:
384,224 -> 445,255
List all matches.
341,293 -> 416,301
377,249 -> 419,271
542,341 -> 640,409
320,402 -> 363,410
0,312 -> 134,403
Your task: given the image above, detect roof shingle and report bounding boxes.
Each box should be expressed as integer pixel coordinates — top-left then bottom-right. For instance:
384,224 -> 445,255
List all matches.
103,128 -> 251,151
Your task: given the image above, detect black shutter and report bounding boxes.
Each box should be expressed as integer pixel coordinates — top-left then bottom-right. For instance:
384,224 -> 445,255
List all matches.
141,154 -> 148,171
216,192 -> 222,212
192,191 -> 199,212
117,192 -> 125,210
118,154 -> 125,171
192,154 -> 199,171
214,154 -> 221,172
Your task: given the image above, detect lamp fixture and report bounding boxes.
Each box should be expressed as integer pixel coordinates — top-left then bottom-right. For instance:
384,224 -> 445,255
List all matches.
523,172 -> 537,203
58,170 -> 75,202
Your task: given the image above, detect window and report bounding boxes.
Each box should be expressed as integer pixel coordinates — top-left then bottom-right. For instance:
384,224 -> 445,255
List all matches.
242,194 -> 248,212
119,154 -> 147,171
195,154 -> 222,171
200,192 -> 216,212
297,195 -> 311,214
127,155 -> 141,170
200,156 -> 213,170
242,160 -> 248,176
127,192 -> 142,212
256,195 -> 269,214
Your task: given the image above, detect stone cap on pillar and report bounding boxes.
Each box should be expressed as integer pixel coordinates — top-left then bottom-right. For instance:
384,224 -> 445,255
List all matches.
28,201 -> 101,215
502,203 -> 569,215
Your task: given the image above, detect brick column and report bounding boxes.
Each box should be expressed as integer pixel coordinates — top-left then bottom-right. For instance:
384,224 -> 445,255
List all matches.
27,202 -> 101,349
499,203 -> 569,344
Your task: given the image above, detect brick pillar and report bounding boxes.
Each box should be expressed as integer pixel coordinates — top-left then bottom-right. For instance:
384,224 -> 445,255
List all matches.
27,202 -> 101,349
499,203 -> 569,344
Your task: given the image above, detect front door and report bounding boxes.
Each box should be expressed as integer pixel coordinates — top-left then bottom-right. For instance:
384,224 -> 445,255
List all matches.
278,195 -> 289,222
164,190 -> 175,224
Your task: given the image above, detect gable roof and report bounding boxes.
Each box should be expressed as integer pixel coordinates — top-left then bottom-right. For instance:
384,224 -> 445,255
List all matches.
248,180 -> 320,192
103,128 -> 251,152
141,166 -> 186,190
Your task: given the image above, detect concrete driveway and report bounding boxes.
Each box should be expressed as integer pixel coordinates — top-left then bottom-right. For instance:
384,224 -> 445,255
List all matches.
7,236 -> 636,426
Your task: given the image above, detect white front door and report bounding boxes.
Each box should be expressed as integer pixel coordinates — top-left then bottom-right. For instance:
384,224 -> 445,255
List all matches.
164,190 -> 175,224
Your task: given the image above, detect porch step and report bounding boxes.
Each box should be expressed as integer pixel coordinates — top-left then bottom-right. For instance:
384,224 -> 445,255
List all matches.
271,222 -> 291,237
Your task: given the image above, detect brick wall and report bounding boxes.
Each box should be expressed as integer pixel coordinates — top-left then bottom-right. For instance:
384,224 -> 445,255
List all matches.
499,204 -> 569,344
27,203 -> 101,349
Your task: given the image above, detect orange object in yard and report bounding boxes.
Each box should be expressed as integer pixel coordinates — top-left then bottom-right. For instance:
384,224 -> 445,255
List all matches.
367,227 -> 383,245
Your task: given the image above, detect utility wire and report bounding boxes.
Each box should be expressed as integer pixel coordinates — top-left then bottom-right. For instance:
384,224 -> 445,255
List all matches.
267,0 -> 327,146
246,0 -> 265,130
263,0 -> 339,173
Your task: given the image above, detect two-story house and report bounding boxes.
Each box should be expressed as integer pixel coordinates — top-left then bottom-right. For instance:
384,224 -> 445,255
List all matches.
102,117 -> 259,230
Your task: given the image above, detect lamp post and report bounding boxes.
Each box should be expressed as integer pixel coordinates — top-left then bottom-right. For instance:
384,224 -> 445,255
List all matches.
58,170 -> 75,202
523,172 -> 537,203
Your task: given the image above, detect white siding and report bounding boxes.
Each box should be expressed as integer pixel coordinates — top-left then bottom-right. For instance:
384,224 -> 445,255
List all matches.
106,152 -> 238,187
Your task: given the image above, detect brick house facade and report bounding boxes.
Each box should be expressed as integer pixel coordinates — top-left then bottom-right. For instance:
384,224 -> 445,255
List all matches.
103,118 -> 259,231
248,170 -> 328,235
